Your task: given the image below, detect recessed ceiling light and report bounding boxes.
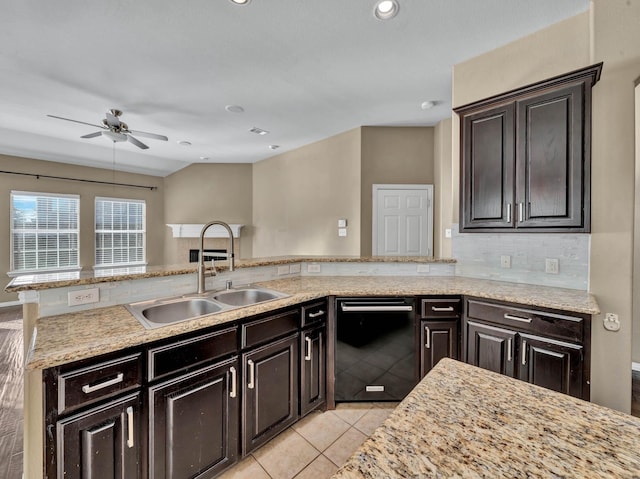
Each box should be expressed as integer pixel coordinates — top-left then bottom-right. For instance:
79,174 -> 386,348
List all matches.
200,156 -> 210,161
421,101 -> 436,110
225,105 -> 245,113
374,0 -> 399,20
268,145 -> 280,150
230,0 -> 251,4
177,140 -> 192,146
249,127 -> 269,136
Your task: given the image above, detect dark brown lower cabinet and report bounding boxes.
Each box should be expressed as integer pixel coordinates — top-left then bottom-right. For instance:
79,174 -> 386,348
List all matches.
242,334 -> 299,455
518,333 -> 584,398
300,325 -> 326,416
56,392 -> 141,479
420,320 -> 458,378
148,357 -> 239,479
466,320 -> 517,378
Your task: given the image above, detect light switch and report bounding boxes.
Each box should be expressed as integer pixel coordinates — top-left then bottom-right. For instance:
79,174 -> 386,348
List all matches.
338,218 -> 348,228
338,228 -> 347,237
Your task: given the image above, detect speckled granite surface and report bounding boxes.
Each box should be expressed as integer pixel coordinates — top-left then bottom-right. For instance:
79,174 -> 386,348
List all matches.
5,255 -> 455,292
26,276 -> 598,371
331,358 -> 640,479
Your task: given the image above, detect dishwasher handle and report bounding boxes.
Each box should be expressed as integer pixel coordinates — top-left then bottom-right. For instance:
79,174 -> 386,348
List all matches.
340,303 -> 413,313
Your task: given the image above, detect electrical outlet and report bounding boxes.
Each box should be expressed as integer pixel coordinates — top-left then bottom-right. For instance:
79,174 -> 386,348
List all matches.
277,265 -> 290,275
307,263 -> 321,273
603,313 -> 621,332
68,288 -> 100,306
500,255 -> 511,269
289,263 -> 301,274
545,258 -> 559,274
417,264 -> 430,273
338,227 -> 347,237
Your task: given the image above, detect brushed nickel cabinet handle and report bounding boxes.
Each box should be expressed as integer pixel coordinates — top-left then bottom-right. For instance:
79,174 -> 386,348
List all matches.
308,310 -> 325,318
126,406 -> 134,448
229,366 -> 237,398
504,314 -> 533,323
518,202 -> 524,222
522,340 -> 528,366
425,326 -> 431,349
507,338 -> 512,362
431,306 -> 454,312
247,360 -> 255,389
82,373 -> 124,394
305,337 -> 313,361
507,203 -> 512,223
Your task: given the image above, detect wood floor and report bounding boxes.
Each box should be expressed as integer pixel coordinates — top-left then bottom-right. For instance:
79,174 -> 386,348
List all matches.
0,305 -> 639,479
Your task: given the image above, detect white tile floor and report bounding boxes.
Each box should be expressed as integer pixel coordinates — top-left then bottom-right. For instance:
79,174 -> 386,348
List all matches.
218,402 -> 397,479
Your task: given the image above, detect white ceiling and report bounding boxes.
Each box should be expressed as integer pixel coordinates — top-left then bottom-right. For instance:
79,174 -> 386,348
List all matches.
1,0 -> 589,177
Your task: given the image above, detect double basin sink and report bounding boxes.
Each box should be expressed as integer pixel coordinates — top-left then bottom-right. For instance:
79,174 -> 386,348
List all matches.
126,286 -> 289,329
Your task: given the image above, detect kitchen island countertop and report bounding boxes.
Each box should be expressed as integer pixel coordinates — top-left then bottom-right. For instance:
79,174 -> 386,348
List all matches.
331,358 -> 640,479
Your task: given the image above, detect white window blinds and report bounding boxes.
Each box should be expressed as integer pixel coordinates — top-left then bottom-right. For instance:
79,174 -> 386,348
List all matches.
11,192 -> 80,272
95,197 -> 146,267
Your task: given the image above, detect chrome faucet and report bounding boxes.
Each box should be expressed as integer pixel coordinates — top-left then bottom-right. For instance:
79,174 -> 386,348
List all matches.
197,221 -> 235,294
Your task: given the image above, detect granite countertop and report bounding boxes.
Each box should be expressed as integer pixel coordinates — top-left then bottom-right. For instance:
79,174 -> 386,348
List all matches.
332,358 -> 640,479
5,255 -> 455,293
26,276 -> 599,371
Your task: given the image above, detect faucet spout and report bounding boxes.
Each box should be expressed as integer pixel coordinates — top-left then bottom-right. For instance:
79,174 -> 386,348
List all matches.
197,221 -> 235,294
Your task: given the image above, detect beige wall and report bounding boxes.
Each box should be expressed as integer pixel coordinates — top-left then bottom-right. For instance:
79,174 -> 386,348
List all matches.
0,155 -> 164,303
451,6 -> 640,412
252,128 -> 361,257
434,118 -> 453,258
589,0 -> 640,410
360,126 -> 435,256
635,80 -> 640,364
163,163 -> 253,264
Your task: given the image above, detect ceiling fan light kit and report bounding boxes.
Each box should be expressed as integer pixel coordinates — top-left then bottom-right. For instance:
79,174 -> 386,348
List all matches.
47,109 -> 168,150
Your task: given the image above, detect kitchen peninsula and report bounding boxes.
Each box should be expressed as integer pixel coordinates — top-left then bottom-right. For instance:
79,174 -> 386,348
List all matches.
332,358 -> 640,478
7,256 -> 601,479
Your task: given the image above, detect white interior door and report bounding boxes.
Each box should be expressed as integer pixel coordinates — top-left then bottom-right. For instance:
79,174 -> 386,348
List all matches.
372,184 -> 433,256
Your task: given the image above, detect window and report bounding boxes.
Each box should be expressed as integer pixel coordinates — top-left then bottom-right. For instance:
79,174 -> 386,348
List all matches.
10,192 -> 80,273
95,197 -> 146,267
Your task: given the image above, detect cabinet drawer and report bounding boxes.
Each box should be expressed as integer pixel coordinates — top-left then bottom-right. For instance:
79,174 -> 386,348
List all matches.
148,327 -> 237,381
421,298 -> 461,319
301,301 -> 327,328
466,298 -> 584,343
242,310 -> 299,349
58,353 -> 142,415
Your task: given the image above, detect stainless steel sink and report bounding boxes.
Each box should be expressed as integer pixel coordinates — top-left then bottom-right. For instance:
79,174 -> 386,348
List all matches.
211,287 -> 288,307
126,297 -> 227,329
126,286 -> 289,329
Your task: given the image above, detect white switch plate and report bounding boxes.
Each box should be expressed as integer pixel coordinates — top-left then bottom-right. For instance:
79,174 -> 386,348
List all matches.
603,313 -> 621,332
416,264 -> 430,273
338,227 -> 347,237
68,288 -> 100,306
445,228 -> 452,238
277,265 -> 290,275
500,255 -> 511,269
545,258 -> 559,274
338,218 -> 347,228
307,264 -> 321,273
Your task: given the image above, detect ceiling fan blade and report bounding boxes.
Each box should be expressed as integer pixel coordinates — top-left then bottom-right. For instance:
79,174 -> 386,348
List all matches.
128,129 -> 168,141
47,115 -> 104,129
81,131 -> 103,139
127,134 -> 149,149
105,111 -> 121,128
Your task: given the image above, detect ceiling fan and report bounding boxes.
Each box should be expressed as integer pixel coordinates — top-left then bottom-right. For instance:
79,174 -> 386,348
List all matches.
47,109 -> 168,149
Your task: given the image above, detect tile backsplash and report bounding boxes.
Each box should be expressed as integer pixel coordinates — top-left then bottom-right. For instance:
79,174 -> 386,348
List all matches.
452,224 -> 589,290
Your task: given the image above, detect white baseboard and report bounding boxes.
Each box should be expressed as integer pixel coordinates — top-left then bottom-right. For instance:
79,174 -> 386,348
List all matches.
632,362 -> 640,372
0,300 -> 21,308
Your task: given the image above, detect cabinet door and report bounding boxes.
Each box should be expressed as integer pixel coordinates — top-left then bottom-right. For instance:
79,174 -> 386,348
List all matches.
243,334 -> 299,455
518,333 -> 584,399
56,393 -> 141,479
460,103 -> 515,230
516,83 -> 586,229
420,320 -> 458,378
466,320 -> 516,377
148,357 -> 239,479
300,325 -> 326,417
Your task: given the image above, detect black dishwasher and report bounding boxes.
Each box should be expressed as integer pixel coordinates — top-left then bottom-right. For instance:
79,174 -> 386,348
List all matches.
335,297 -> 416,402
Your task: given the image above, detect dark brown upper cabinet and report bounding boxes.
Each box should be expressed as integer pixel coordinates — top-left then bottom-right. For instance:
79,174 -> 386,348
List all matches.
455,63 -> 602,233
